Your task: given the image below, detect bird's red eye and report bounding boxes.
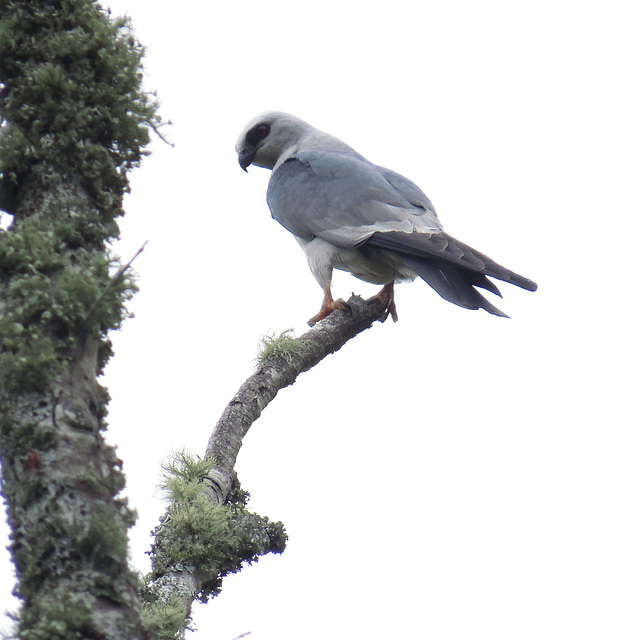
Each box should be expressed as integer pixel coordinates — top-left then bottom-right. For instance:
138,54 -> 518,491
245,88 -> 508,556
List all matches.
246,123 -> 271,146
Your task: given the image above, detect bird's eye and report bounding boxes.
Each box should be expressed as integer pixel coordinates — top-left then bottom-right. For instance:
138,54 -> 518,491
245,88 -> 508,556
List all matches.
247,123 -> 270,146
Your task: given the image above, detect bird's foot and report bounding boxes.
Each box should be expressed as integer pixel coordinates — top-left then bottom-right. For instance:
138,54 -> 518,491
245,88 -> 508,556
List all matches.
368,283 -> 398,322
308,292 -> 350,326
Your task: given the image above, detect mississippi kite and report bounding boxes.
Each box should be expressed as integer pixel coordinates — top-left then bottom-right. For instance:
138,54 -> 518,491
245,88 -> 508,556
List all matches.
236,111 -> 537,325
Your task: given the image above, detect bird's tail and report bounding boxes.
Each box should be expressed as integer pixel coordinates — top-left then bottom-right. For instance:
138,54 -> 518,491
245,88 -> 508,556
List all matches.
400,255 -> 511,317
366,231 -> 537,317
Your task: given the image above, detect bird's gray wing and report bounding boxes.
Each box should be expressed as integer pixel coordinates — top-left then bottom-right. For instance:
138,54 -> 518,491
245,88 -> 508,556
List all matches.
266,150 -> 442,246
366,231 -> 537,291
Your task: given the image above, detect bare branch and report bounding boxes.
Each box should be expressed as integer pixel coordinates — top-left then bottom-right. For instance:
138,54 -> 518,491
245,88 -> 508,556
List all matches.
204,293 -> 390,503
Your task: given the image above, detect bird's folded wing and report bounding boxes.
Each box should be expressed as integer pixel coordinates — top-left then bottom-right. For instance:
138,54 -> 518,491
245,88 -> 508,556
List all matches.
366,231 -> 538,292
266,151 -> 443,246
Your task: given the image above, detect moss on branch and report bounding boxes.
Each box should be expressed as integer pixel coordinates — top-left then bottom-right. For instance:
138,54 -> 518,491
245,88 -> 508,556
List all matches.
147,451 -> 287,606
256,328 -> 304,368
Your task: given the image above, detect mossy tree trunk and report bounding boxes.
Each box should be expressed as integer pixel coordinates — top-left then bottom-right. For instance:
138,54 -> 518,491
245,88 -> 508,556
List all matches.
0,1 -> 158,638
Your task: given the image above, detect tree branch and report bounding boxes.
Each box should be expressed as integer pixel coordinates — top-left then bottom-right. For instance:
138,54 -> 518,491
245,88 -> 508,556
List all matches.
145,294 -> 390,617
205,293 -> 390,502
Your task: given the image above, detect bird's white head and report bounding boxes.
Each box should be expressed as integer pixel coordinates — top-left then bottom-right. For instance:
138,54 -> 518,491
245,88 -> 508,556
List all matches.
235,111 -> 314,172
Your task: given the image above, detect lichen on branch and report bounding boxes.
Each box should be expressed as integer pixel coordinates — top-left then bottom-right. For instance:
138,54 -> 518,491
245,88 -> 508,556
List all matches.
147,451 -> 287,605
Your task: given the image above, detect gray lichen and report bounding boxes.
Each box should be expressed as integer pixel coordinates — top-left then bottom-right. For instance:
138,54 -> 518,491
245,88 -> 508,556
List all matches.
147,451 -> 287,605
256,329 -> 304,368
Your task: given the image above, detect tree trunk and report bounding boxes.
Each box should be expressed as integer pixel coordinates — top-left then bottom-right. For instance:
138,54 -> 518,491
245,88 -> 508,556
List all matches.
0,1 -> 159,637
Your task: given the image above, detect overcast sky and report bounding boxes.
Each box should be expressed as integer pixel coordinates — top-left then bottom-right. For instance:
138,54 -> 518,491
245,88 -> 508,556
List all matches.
2,1 -> 639,638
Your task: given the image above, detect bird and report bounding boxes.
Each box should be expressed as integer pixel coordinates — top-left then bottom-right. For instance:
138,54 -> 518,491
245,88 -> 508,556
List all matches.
236,111 -> 537,326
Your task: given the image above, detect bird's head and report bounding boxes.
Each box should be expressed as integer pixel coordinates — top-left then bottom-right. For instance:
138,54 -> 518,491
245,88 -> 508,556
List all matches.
235,111 -> 313,172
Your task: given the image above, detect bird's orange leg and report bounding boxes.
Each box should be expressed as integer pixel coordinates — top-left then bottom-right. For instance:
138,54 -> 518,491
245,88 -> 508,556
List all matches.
368,282 -> 398,322
308,288 -> 350,326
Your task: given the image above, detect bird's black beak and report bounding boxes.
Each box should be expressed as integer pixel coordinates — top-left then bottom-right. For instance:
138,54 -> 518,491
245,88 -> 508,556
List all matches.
238,148 -> 255,172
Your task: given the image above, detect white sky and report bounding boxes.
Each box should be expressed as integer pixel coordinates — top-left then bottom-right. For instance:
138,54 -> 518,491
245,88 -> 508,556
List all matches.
2,1 -> 639,638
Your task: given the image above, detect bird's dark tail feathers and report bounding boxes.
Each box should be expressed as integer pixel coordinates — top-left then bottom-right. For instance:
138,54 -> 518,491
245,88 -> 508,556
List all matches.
366,231 -> 537,318
400,255 -> 510,317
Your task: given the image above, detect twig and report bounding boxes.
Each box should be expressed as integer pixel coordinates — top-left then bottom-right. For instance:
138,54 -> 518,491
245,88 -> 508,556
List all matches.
149,119 -> 175,147
80,240 -> 148,328
113,240 -> 148,281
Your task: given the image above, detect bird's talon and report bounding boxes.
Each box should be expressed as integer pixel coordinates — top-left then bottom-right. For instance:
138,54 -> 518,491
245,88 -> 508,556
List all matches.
335,298 -> 351,315
368,282 -> 398,322
388,300 -> 399,323
307,294 -> 351,326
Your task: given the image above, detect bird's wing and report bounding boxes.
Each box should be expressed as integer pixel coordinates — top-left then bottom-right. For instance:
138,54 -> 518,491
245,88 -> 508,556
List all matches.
266,150 -> 442,246
366,231 -> 538,292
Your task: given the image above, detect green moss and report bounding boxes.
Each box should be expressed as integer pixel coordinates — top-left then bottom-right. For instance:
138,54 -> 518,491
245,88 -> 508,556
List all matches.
0,328 -> 59,392
79,503 -> 130,562
0,219 -> 66,272
140,593 -> 190,640
17,591 -> 93,640
0,0 -> 153,394
256,329 -> 303,368
148,451 -> 287,603
0,0 -> 162,223
0,217 -> 138,392
160,449 -> 218,498
153,452 -> 235,582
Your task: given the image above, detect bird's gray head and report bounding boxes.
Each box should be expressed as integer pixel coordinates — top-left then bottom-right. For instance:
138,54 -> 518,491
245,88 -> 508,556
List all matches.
235,111 -> 317,172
